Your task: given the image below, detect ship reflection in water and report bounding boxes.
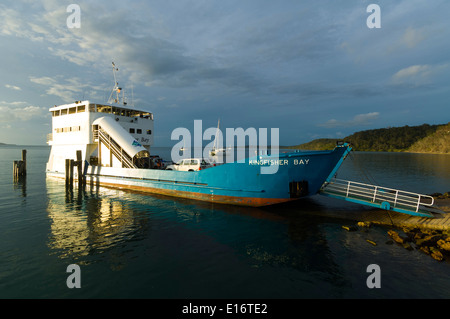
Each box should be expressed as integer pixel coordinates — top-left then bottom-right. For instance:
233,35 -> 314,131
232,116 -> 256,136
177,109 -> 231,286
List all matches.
46,177 -> 150,264
44,171 -> 450,299
45,175 -> 353,294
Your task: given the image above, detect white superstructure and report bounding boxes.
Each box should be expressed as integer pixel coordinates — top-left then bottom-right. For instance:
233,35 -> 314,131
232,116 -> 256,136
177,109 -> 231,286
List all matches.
46,100 -> 154,173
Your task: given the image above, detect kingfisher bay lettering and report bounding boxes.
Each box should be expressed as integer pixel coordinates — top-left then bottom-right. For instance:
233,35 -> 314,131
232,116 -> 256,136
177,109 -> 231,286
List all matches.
294,159 -> 309,165
249,159 -> 309,165
249,159 -> 287,166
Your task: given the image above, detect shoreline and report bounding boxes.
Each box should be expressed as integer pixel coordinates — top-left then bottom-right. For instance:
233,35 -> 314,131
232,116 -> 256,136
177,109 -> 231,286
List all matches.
312,197 -> 450,231
281,146 -> 450,155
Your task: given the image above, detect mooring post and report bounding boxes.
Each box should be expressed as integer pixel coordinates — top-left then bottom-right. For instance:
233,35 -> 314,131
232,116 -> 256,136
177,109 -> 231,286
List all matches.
76,150 -> 84,187
69,159 -> 74,186
65,159 -> 70,186
13,149 -> 27,179
22,149 -> 26,175
13,161 -> 18,179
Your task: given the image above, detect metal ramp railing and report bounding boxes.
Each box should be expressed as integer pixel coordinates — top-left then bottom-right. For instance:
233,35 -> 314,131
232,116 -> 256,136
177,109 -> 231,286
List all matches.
319,178 -> 441,218
97,128 -> 136,169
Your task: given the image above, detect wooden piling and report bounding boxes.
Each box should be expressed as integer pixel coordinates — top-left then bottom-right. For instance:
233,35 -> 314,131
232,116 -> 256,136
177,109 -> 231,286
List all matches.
65,151 -> 85,188
76,150 -> 84,187
22,149 -> 26,174
69,159 -> 74,185
13,149 -> 27,178
65,159 -> 70,186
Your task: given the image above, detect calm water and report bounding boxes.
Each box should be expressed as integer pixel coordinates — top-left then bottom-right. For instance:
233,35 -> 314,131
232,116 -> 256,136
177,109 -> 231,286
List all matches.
1,145 -> 450,299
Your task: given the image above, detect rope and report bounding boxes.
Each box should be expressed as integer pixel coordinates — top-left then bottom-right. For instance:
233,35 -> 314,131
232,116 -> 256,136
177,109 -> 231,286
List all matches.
349,152 -> 379,186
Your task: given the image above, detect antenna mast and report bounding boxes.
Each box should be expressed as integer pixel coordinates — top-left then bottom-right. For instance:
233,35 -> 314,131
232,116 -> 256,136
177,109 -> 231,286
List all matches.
108,62 -> 124,104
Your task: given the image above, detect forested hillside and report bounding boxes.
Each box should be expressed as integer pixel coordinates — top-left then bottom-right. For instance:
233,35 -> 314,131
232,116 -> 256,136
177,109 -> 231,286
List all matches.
286,123 -> 449,153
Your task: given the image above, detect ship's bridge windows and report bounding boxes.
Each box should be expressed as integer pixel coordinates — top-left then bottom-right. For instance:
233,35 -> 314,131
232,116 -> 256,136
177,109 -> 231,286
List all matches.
77,105 -> 85,113
69,107 -> 76,114
61,109 -> 68,115
52,110 -> 60,117
97,105 -> 111,113
88,103 -> 153,120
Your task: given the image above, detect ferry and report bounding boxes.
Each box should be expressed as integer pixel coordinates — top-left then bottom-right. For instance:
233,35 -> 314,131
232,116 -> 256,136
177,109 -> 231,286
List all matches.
45,64 -> 353,207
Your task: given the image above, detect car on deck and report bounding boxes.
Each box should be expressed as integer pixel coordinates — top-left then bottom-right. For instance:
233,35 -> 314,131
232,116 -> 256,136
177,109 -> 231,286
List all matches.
165,158 -> 213,171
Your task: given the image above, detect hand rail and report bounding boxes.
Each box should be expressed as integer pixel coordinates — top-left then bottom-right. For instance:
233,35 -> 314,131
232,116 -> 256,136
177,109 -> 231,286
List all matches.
98,129 -> 136,169
322,179 -> 434,212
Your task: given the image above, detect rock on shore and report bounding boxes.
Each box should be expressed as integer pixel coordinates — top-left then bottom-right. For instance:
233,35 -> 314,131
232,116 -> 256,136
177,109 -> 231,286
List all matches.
387,227 -> 450,261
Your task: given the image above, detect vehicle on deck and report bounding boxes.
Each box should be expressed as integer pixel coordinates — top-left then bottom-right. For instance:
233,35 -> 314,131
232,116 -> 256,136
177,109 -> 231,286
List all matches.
165,158 -> 213,171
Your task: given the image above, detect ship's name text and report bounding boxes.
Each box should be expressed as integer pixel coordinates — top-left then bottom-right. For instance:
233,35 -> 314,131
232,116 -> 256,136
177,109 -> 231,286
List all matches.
249,159 -> 309,166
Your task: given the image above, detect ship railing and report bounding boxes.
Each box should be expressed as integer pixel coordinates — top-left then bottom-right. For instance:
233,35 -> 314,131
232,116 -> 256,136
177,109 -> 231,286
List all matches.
98,128 -> 136,169
321,178 -> 434,213
93,128 -> 99,141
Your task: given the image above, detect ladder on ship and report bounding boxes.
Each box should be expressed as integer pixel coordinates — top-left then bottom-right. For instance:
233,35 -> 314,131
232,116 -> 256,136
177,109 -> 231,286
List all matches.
96,128 -> 137,169
319,178 -> 445,218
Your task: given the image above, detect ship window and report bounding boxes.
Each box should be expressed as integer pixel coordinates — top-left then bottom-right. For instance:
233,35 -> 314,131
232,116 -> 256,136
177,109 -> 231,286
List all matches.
77,105 -> 85,113
89,104 -> 96,112
129,128 -> 135,133
137,129 -> 142,134
69,107 -> 76,114
97,105 -> 111,113
146,130 -> 152,135
61,109 -> 68,115
52,110 -> 60,117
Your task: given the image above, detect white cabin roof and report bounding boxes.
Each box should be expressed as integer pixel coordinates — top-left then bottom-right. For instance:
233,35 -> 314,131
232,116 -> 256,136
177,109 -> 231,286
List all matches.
49,100 -> 152,115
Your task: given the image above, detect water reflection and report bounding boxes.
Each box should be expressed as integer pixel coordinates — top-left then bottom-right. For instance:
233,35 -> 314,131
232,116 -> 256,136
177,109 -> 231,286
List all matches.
48,174 -> 411,297
13,175 -> 27,198
340,152 -> 450,194
46,177 -> 149,261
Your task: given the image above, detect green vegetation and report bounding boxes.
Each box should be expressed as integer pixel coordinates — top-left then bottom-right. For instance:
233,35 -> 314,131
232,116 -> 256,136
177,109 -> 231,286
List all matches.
286,123 -> 450,153
408,123 -> 450,154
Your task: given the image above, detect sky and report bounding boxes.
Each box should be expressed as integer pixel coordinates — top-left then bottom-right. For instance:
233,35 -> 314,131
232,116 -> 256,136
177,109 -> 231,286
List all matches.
0,0 -> 449,146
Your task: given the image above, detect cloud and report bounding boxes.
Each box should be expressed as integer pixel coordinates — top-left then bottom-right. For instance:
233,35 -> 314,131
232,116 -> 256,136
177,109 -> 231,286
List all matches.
391,64 -> 449,86
0,1 -> 349,95
29,76 -> 107,103
402,27 -> 426,49
319,112 -> 380,128
5,84 -> 21,91
393,65 -> 431,80
0,101 -> 47,122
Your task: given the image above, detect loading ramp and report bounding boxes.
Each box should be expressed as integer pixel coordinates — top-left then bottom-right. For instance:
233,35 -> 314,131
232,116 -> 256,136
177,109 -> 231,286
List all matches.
93,116 -> 149,169
319,178 -> 446,218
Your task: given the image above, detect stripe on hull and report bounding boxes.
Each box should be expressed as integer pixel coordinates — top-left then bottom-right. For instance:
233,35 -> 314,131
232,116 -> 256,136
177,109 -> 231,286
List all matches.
48,173 -> 295,207
98,180 -> 295,206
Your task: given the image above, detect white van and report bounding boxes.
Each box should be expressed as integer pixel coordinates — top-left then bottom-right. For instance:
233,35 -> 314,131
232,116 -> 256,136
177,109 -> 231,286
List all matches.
165,158 -> 213,171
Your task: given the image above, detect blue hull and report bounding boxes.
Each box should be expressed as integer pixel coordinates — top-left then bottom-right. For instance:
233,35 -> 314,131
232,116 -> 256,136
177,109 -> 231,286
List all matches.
74,144 -> 352,206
